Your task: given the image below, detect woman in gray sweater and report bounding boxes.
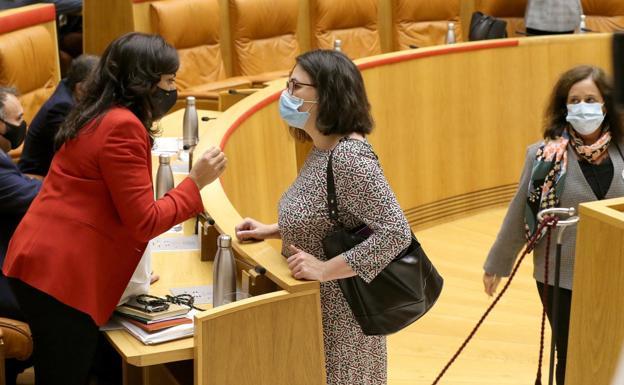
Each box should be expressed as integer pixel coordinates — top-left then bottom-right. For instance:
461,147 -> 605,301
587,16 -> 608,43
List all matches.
483,65 -> 624,385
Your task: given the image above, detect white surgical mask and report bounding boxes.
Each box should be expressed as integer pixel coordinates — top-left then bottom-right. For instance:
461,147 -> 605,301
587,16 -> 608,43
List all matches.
566,102 -> 605,135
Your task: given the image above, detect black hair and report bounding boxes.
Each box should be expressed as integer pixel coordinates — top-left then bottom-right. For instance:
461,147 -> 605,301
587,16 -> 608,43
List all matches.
56,33 -> 179,147
290,49 -> 373,141
65,54 -> 100,92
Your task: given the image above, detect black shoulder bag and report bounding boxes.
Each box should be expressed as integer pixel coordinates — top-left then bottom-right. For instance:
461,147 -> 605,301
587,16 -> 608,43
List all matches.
469,11 -> 508,41
321,148 -> 444,336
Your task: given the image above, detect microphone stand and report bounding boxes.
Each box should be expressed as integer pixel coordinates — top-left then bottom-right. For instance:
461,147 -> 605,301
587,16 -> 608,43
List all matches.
536,207 -> 579,385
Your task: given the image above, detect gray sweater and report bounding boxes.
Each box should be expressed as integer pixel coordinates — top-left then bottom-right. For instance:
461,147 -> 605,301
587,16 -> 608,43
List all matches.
484,141 -> 624,290
525,0 -> 582,32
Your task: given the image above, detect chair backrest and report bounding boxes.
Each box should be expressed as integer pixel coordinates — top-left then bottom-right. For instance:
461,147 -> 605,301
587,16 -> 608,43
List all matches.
390,0 -> 461,50
0,4 -> 61,124
309,0 -> 381,59
226,0 -> 300,77
149,0 -> 227,91
582,0 -> 624,32
474,0 -> 527,37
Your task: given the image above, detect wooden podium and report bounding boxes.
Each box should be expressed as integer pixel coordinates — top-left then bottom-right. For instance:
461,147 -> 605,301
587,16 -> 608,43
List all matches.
567,197 -> 624,384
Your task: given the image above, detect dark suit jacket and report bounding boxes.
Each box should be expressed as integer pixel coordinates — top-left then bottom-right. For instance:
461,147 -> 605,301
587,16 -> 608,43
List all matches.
4,107 -> 204,325
18,79 -> 74,176
0,150 -> 41,320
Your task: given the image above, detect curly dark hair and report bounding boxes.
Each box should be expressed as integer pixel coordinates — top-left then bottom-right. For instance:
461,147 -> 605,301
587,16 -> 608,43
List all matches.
56,33 -> 179,147
289,49 -> 373,142
544,65 -> 623,142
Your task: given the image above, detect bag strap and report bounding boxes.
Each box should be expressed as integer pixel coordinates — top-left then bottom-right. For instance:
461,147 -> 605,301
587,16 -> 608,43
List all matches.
326,148 -> 340,222
326,137 -> 377,223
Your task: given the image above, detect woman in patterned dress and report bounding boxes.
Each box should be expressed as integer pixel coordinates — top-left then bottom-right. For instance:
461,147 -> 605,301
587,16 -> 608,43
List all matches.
235,50 -> 411,385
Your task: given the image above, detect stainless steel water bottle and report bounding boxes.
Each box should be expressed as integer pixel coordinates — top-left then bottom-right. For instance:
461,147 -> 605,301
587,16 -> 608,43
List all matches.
334,39 -> 342,52
155,154 -> 174,199
446,22 -> 456,44
578,14 -> 587,34
213,235 -> 237,307
182,96 -> 198,148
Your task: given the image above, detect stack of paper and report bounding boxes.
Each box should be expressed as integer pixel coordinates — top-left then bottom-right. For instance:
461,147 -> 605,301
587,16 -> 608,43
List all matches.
117,310 -> 197,345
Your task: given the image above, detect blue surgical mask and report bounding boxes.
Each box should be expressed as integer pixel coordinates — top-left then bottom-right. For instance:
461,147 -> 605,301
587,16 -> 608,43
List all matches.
566,102 -> 605,135
279,90 -> 317,129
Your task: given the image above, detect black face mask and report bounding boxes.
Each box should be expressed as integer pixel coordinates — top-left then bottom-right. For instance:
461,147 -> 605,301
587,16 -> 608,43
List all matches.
0,118 -> 27,149
152,87 -> 178,120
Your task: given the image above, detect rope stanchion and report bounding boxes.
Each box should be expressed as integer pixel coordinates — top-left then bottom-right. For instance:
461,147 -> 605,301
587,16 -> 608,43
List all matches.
431,216 -> 559,385
535,218 -> 555,385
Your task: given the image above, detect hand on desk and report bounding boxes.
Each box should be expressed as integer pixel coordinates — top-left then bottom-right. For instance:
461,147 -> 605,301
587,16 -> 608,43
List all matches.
189,146 -> 227,189
235,218 -> 280,241
150,271 -> 160,285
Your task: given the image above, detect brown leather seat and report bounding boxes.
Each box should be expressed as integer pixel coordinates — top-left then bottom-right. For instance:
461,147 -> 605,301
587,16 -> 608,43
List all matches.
309,0 -> 381,59
474,0 -> 528,37
0,4 -> 61,160
390,0 -> 461,50
149,0 -> 252,110
226,0 -> 300,81
582,0 -> 624,32
0,318 -> 32,384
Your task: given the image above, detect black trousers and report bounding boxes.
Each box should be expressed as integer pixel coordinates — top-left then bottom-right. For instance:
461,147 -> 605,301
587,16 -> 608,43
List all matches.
526,27 -> 575,36
536,281 -> 572,385
8,278 -> 121,385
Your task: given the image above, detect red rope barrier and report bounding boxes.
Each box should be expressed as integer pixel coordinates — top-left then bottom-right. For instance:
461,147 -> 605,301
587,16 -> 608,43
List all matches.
431,216 -> 559,385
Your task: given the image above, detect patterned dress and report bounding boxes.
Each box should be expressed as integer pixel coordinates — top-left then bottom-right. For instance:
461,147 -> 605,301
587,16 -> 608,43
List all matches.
278,138 -> 411,385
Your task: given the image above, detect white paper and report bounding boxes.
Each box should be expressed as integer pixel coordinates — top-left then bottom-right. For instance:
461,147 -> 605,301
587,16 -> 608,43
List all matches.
152,137 -> 180,155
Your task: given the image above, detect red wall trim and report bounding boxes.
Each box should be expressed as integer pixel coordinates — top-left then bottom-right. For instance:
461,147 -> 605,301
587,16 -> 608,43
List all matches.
0,4 -> 56,35
358,39 -> 519,71
220,39 -> 520,149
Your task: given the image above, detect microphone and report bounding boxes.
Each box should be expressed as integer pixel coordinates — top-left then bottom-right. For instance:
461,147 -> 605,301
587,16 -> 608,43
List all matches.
198,211 -> 215,226
234,257 -> 267,276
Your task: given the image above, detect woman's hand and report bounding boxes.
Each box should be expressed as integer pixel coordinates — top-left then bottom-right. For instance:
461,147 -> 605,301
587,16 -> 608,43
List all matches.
150,271 -> 160,285
483,272 -> 502,297
287,245 -> 326,281
235,218 -> 279,241
189,146 -> 227,189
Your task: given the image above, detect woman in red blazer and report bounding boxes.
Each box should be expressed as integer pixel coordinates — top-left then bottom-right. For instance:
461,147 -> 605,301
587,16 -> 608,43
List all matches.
2,33 -> 227,385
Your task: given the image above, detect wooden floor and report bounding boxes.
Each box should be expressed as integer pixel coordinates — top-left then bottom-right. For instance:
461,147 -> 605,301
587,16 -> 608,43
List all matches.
17,207 -> 550,385
388,207 -> 551,385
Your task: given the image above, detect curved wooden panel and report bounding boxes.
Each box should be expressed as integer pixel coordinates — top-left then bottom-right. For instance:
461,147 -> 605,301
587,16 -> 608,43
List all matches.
206,34 -> 612,231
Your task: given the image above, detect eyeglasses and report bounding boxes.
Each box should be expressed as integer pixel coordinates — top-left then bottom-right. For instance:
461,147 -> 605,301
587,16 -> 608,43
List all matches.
134,294 -> 170,313
286,78 -> 315,95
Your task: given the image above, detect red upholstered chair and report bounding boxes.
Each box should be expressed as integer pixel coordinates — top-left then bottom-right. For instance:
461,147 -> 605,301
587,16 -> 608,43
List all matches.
474,0 -> 528,38
390,0 -> 461,50
0,4 -> 61,160
582,0 -> 624,32
308,0 -> 381,59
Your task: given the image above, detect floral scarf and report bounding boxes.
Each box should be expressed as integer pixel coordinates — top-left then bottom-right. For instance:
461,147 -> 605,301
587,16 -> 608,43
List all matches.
524,128 -> 611,241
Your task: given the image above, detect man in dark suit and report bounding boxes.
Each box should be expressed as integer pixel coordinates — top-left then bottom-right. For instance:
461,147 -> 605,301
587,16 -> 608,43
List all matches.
18,55 -> 98,176
0,87 -> 40,385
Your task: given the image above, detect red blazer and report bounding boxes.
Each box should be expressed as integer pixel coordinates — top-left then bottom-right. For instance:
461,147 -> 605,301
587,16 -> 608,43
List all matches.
3,108 -> 204,325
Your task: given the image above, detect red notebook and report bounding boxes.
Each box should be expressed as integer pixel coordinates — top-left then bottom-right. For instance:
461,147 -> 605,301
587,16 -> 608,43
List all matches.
125,316 -> 192,332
